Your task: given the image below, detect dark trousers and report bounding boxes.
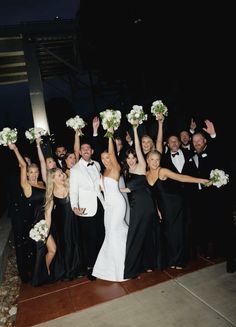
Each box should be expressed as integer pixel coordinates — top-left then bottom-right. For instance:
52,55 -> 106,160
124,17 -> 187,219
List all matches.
78,199 -> 104,269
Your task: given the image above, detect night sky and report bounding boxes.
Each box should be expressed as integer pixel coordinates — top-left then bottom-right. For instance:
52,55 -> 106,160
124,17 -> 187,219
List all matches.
0,1 -> 232,144
0,1 -> 234,215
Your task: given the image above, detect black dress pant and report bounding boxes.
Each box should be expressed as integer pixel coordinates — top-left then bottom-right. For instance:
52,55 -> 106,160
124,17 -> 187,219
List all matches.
78,199 -> 104,268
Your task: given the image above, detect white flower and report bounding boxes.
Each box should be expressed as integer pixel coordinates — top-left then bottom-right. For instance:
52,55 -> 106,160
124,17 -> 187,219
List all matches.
151,100 -> 168,119
100,109 -> 122,137
29,219 -> 49,243
127,105 -> 148,126
209,169 -> 229,188
25,127 -> 47,143
66,115 -> 86,135
0,127 -> 18,146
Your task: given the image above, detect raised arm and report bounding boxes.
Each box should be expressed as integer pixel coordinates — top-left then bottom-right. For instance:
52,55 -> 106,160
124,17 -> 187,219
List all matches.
203,119 -> 216,138
36,137 -> 47,184
155,113 -> 164,154
108,128 -> 120,171
159,167 -> 210,185
133,125 -> 146,169
73,130 -> 80,162
8,143 -> 28,190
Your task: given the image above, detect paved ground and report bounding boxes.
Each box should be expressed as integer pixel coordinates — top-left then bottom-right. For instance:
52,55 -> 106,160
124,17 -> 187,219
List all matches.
34,262 -> 236,327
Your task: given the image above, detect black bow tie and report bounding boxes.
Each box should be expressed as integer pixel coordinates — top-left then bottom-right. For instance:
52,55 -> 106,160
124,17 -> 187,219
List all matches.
172,152 -> 179,158
87,162 -> 94,167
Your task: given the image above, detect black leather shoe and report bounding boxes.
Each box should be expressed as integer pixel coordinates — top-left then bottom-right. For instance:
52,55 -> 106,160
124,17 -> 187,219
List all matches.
87,268 -> 96,281
87,273 -> 97,281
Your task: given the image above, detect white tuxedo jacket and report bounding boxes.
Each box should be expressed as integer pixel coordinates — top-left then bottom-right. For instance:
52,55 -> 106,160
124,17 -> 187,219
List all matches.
69,158 -> 104,217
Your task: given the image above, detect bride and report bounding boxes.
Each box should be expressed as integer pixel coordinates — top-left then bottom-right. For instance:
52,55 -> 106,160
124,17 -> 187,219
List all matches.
92,128 -> 129,282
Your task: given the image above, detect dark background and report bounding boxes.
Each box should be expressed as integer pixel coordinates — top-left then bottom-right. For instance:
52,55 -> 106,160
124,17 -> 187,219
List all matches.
0,1 -> 234,215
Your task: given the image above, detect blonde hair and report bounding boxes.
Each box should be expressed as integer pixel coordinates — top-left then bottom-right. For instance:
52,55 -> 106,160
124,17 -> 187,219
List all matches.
146,150 -> 162,170
141,135 -> 155,151
44,168 -> 69,210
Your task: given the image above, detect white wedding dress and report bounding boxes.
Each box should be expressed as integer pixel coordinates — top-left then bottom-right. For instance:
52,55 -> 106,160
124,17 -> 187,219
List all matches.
92,176 -> 128,282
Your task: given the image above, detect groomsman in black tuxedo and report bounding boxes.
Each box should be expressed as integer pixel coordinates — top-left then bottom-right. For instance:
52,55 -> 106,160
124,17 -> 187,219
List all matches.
179,130 -> 194,153
188,126 -> 234,267
54,144 -> 67,168
161,134 -> 194,266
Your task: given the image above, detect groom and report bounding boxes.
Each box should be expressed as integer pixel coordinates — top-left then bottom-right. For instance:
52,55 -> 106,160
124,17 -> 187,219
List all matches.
69,141 -> 105,281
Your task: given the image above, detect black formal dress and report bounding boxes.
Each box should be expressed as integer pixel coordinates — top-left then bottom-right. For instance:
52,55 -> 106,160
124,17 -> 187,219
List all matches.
124,174 -> 156,279
32,195 -> 84,286
151,178 -> 185,267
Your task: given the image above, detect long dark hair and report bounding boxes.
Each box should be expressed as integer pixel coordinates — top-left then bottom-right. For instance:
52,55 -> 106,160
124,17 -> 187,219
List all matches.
122,148 -> 138,181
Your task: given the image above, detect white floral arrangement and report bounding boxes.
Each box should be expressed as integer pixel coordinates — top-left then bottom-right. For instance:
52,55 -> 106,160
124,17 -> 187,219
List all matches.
0,127 -> 18,146
151,100 -> 168,119
100,109 -> 122,138
29,219 -> 49,243
209,169 -> 229,188
127,105 -> 148,126
25,127 -> 48,143
66,115 -> 86,135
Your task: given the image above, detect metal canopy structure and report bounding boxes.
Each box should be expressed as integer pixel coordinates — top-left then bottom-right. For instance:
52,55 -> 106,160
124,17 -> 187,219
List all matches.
0,19 -> 79,85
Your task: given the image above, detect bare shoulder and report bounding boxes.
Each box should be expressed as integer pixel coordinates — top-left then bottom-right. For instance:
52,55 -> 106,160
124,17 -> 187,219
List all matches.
159,167 -> 168,180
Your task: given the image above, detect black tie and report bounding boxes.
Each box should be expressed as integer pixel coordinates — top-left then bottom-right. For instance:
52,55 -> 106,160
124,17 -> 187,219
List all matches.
172,152 -> 179,158
87,162 -> 94,167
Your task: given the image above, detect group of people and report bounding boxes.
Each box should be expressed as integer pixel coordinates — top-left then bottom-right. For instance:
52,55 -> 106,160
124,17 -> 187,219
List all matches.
7,113 -> 236,286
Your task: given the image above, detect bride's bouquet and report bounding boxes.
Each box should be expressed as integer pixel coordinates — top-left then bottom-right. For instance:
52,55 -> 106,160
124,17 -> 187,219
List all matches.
151,100 -> 168,119
66,115 -> 86,136
29,219 -> 49,243
209,169 -> 229,188
127,105 -> 148,126
25,127 -> 48,143
0,127 -> 18,146
100,109 -> 121,138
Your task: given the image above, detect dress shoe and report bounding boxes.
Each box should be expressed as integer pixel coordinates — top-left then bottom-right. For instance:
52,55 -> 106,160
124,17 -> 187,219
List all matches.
87,268 -> 96,281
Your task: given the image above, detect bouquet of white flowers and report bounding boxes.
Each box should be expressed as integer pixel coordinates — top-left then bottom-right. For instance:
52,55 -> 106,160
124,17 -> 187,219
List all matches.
29,219 -> 49,243
100,109 -> 122,138
66,115 -> 86,135
0,127 -> 18,146
209,169 -> 229,188
25,127 -> 48,143
151,100 -> 168,119
127,105 -> 148,126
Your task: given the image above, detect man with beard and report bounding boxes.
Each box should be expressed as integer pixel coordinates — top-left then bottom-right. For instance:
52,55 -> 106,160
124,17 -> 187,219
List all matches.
54,145 -> 67,168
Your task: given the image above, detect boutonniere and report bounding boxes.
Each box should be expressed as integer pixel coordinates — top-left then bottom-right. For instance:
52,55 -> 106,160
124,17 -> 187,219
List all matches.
202,153 -> 207,158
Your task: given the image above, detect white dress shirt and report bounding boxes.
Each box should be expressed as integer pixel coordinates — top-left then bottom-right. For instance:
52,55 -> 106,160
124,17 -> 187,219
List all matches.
171,149 -> 185,173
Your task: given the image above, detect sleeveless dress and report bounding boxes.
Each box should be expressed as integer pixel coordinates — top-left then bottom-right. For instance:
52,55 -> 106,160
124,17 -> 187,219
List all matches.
32,195 -> 84,286
124,174 -> 156,279
24,186 -> 45,282
51,196 -> 84,281
92,177 -> 128,282
152,178 -> 185,268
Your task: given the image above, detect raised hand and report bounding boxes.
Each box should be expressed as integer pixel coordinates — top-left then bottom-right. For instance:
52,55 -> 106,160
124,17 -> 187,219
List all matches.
190,118 -> 197,131
203,120 -> 216,136
8,143 -> 17,151
92,116 -> 100,134
156,112 -> 165,123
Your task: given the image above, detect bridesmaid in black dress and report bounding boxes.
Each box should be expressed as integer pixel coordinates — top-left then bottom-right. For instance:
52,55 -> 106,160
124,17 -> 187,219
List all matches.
121,122 -> 156,279
146,150 -> 210,269
8,143 -> 45,282
43,168 -> 84,282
